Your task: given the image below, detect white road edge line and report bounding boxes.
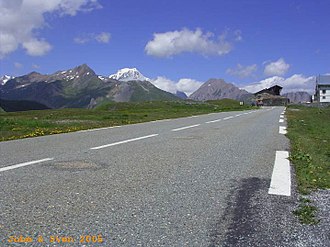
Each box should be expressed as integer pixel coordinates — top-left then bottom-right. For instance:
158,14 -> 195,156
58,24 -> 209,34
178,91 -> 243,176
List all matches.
0,158 -> 54,173
279,126 -> 287,134
205,119 -> 222,124
268,151 -> 291,196
79,126 -> 121,133
150,119 -> 171,123
91,134 -> 159,150
171,124 -> 200,132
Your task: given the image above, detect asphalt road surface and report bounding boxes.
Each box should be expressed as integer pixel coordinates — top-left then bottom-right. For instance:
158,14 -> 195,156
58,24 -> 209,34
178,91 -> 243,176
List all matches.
0,107 -> 328,246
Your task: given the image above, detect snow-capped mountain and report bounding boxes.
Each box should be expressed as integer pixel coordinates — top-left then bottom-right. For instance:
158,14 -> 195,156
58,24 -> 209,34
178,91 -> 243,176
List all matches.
109,68 -> 149,82
0,75 -> 14,85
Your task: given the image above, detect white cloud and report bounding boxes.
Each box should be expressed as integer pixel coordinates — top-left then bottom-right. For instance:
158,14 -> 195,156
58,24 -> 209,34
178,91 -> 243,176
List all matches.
281,74 -> 315,93
73,37 -> 89,44
176,78 -> 202,96
264,58 -> 290,76
74,32 -> 111,44
242,76 -> 283,93
151,76 -> 177,94
22,39 -> 52,56
32,64 -> 40,69
145,28 -> 235,57
151,76 -> 202,96
242,74 -> 315,94
0,32 -> 19,57
234,30 -> 242,41
226,64 -> 257,78
0,0 -> 102,58
14,62 -> 23,69
95,32 -> 111,43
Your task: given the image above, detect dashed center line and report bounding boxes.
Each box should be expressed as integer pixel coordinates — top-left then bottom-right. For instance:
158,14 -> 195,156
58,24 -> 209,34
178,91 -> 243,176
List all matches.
1,109 -> 280,172
90,134 -> 159,150
171,124 -> 201,132
205,119 -> 222,124
223,116 -> 234,120
0,158 -> 54,173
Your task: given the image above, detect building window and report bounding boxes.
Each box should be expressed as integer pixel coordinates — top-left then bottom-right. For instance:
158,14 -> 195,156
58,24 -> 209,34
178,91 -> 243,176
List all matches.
322,96 -> 326,99
322,90 -> 326,94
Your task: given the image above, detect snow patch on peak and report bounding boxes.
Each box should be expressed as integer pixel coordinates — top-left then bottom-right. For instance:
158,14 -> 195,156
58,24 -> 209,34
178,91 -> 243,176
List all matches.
109,68 -> 149,82
0,75 -> 14,85
98,75 -> 108,81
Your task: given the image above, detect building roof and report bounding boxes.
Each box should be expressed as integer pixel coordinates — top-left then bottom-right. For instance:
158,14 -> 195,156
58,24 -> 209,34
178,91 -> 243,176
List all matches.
255,85 -> 282,96
317,75 -> 330,85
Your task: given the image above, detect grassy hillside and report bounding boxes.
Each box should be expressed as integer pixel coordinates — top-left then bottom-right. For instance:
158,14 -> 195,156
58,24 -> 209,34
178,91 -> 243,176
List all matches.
129,82 -> 179,102
0,100 -> 255,141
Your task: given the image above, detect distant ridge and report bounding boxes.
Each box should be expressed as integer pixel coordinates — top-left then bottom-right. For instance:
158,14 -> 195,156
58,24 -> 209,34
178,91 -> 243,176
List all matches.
0,98 -> 50,112
175,91 -> 188,99
189,78 -> 251,101
282,92 -> 311,103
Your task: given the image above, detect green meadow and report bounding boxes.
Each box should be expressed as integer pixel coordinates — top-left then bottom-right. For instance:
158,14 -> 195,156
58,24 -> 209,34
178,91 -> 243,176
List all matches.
0,99 -> 254,141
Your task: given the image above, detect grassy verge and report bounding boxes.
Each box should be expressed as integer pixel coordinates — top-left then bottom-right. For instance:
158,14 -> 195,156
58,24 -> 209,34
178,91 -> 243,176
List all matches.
0,99 -> 255,141
286,105 -> 330,224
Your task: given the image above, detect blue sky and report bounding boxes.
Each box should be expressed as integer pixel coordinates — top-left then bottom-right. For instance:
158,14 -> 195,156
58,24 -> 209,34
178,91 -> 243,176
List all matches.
0,0 -> 329,95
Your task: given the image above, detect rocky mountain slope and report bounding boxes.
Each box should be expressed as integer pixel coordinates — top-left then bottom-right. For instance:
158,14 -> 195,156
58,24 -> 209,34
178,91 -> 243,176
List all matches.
282,92 -> 311,103
189,78 -> 251,101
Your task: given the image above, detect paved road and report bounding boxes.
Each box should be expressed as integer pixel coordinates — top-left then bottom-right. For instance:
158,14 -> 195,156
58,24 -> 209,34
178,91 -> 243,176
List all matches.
0,107 -> 326,246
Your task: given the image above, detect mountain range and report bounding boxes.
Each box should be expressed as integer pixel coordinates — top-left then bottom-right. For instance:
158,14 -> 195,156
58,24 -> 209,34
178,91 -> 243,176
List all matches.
1,64 -> 306,111
0,64 -> 178,110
